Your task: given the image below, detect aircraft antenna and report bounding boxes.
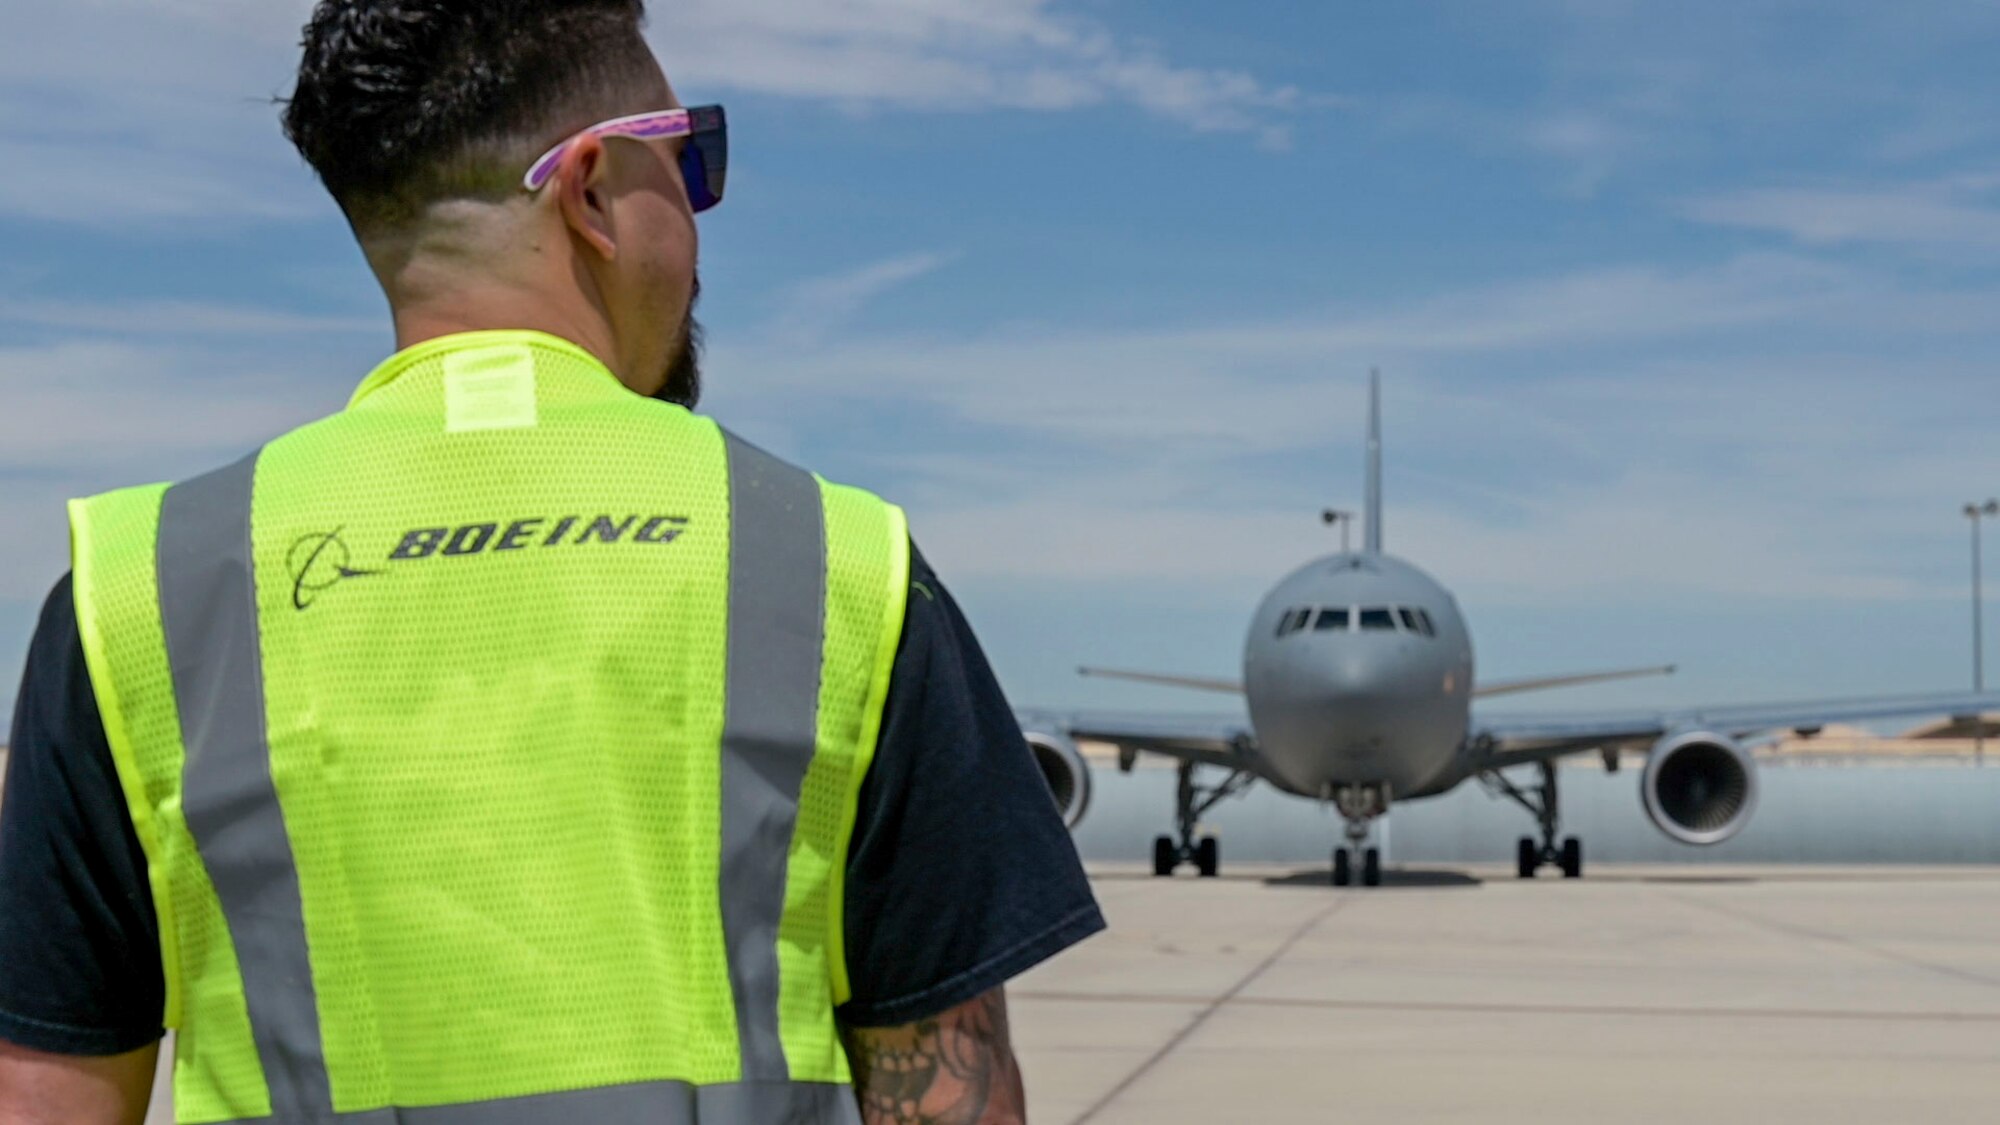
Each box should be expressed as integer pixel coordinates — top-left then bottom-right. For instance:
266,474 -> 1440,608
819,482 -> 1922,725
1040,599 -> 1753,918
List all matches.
1365,369 -> 1383,554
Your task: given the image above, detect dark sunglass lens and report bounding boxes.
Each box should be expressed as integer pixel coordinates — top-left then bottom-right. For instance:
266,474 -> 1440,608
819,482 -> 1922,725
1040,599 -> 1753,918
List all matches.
679,145 -> 718,213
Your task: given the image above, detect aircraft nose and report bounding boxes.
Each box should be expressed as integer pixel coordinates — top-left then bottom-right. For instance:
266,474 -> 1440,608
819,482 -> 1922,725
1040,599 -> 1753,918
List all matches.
1308,651 -> 1437,739
1244,635 -> 1456,795
1321,655 -> 1398,704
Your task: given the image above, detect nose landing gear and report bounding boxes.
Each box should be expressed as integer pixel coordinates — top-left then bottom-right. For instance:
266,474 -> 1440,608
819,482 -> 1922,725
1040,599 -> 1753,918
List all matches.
1331,844 -> 1383,887
1329,782 -> 1390,887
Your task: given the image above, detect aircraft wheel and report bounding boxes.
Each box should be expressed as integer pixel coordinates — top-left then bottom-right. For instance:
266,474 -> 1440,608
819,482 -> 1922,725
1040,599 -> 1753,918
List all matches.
1362,847 -> 1382,887
1153,836 -> 1178,877
1516,837 -> 1539,879
1195,836 -> 1220,878
1560,837 -> 1583,879
1332,847 -> 1352,887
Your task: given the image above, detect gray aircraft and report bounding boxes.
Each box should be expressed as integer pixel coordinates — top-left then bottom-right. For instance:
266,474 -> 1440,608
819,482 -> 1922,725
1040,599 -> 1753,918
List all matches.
1019,374 -> 2000,886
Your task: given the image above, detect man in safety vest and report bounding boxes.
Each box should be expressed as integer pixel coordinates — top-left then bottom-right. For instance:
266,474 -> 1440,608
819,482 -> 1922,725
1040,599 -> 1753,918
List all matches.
0,2 -> 1103,1121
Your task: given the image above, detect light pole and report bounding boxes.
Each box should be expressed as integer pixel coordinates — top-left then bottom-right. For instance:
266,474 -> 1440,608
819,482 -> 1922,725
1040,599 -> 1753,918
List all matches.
1966,500 -> 1998,766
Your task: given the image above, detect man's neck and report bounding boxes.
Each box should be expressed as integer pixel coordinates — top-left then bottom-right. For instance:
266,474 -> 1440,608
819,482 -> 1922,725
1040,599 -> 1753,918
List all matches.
367,212 -> 634,391
393,299 -> 608,363
388,285 -> 629,391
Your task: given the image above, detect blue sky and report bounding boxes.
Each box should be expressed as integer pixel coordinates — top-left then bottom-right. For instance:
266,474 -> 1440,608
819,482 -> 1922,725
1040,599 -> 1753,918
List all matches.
7,1 -> 2000,728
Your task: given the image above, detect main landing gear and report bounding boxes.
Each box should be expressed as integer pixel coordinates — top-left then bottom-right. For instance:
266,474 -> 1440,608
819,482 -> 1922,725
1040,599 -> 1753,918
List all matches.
1330,782 -> 1389,887
1153,762 -> 1254,877
1484,760 -> 1583,879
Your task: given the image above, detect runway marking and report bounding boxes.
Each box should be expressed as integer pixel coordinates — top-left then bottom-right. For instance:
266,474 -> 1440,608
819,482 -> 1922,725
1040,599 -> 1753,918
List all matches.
1665,891 -> 2000,991
1014,991 -> 2000,1025
1067,895 -> 1350,1125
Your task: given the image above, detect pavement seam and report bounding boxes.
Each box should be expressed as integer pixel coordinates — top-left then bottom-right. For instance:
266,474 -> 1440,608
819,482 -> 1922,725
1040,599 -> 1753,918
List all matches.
1014,991 -> 2000,1024
1067,894 -> 1351,1125
1664,890 -> 2000,991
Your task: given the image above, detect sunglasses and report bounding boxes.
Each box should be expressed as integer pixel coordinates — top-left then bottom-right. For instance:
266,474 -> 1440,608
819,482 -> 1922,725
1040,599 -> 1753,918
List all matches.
522,105 -> 727,213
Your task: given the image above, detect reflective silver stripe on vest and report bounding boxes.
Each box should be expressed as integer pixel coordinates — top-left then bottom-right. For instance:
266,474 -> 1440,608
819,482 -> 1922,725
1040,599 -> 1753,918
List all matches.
158,450 -> 336,1121
209,1078 -> 860,1124
718,431 -> 827,1083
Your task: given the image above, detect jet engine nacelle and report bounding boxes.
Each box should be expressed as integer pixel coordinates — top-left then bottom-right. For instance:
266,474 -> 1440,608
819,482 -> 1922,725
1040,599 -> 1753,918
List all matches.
1641,730 -> 1759,846
1024,731 -> 1093,829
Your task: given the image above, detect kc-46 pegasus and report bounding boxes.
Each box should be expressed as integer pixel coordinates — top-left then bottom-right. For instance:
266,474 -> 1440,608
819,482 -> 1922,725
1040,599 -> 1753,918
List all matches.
1018,375 -> 2000,886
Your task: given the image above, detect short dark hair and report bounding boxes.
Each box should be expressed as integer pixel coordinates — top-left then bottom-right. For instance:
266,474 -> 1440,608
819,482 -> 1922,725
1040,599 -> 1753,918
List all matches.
283,0 -> 654,231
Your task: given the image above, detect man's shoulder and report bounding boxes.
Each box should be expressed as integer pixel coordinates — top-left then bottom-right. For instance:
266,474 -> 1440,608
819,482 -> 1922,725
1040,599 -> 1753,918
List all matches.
715,428 -> 907,532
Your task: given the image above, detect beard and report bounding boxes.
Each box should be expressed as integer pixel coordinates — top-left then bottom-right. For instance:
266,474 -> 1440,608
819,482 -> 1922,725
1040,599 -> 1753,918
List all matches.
654,275 -> 703,409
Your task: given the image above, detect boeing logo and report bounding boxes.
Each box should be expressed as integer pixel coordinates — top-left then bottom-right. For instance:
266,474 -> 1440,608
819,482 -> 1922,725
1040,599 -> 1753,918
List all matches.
286,529 -> 383,611
286,514 -> 691,611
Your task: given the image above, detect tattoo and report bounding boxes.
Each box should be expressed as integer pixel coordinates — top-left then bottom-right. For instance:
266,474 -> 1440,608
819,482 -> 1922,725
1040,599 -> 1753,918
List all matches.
843,988 -> 1026,1125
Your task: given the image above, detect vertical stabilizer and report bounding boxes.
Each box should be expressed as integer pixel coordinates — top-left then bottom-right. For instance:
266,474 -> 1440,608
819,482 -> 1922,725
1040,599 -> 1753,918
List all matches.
1365,369 -> 1383,554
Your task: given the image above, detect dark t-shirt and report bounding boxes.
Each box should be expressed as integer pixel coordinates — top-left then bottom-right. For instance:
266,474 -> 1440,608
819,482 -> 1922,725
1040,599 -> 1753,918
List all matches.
0,546 -> 1101,1055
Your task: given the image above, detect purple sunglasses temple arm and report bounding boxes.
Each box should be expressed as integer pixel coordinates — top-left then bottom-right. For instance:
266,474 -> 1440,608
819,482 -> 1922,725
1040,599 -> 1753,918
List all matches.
521,108 -> 696,193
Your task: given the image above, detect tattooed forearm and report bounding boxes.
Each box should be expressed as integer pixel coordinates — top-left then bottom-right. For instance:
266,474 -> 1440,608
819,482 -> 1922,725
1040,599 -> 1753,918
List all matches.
841,987 -> 1027,1125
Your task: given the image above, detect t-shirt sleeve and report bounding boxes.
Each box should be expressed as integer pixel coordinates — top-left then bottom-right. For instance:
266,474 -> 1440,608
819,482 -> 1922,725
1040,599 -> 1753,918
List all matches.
0,574 -> 165,1056
836,544 -> 1104,1028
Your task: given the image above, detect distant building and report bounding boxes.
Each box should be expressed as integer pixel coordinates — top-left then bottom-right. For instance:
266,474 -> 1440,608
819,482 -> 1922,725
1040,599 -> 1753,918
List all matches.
1763,716 -> 2000,764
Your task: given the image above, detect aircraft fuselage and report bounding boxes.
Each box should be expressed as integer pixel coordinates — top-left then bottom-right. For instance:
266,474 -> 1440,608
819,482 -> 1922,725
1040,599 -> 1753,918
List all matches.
1243,552 -> 1473,800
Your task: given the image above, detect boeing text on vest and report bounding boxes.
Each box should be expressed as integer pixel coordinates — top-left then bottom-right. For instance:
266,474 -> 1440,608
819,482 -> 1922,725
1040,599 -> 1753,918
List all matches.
388,514 -> 691,560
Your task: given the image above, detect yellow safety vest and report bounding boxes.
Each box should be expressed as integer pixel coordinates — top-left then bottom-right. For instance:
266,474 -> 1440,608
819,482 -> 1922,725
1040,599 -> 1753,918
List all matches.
68,331 -> 908,1123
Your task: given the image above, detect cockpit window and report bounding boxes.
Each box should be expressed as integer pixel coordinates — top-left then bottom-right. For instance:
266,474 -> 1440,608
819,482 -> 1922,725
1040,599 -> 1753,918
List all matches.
1285,606 -> 1435,638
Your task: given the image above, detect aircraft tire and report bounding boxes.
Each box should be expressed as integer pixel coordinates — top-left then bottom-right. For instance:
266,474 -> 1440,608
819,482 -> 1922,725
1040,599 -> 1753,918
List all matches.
1153,836 -> 1178,877
1332,847 -> 1353,887
1516,837 -> 1539,879
1362,847 -> 1382,887
1560,837 -> 1583,879
1195,836 -> 1220,878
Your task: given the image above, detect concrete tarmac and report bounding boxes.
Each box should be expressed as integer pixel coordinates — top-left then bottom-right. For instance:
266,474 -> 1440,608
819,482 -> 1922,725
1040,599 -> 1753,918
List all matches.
1012,863 -> 2000,1125
132,863 -> 2000,1124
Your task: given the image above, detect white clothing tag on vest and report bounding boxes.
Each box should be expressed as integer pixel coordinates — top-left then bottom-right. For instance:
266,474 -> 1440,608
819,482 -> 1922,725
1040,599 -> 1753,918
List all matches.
444,345 -> 538,433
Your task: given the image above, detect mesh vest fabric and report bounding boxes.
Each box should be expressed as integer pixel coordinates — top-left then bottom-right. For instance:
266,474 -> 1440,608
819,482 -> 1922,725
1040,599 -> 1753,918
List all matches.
68,331 -> 908,1122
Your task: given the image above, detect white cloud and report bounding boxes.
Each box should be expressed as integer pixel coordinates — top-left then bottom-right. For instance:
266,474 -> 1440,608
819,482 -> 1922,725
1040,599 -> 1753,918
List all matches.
0,298 -> 380,337
8,250 -> 1994,615
0,0 -> 1303,225
1521,111 -> 1630,196
661,0 -> 1304,140
889,354 -> 1985,603
1389,4 -> 2000,195
0,338 -> 354,605
909,468 -> 1930,605
695,251 -> 2000,607
1684,176 -> 2000,253
771,252 -> 953,346
0,138 -> 315,226
0,2 -> 320,224
709,252 -> 1981,457
0,341 -> 343,472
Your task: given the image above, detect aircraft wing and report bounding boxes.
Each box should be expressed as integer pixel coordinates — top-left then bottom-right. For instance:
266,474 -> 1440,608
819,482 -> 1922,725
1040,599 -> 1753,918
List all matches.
1473,689 -> 2000,770
1473,664 -> 1676,700
1015,708 -> 1263,774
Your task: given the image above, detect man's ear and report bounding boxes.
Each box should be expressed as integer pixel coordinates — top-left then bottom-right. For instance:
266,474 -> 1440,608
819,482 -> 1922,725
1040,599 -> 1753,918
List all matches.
555,134 -> 618,262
